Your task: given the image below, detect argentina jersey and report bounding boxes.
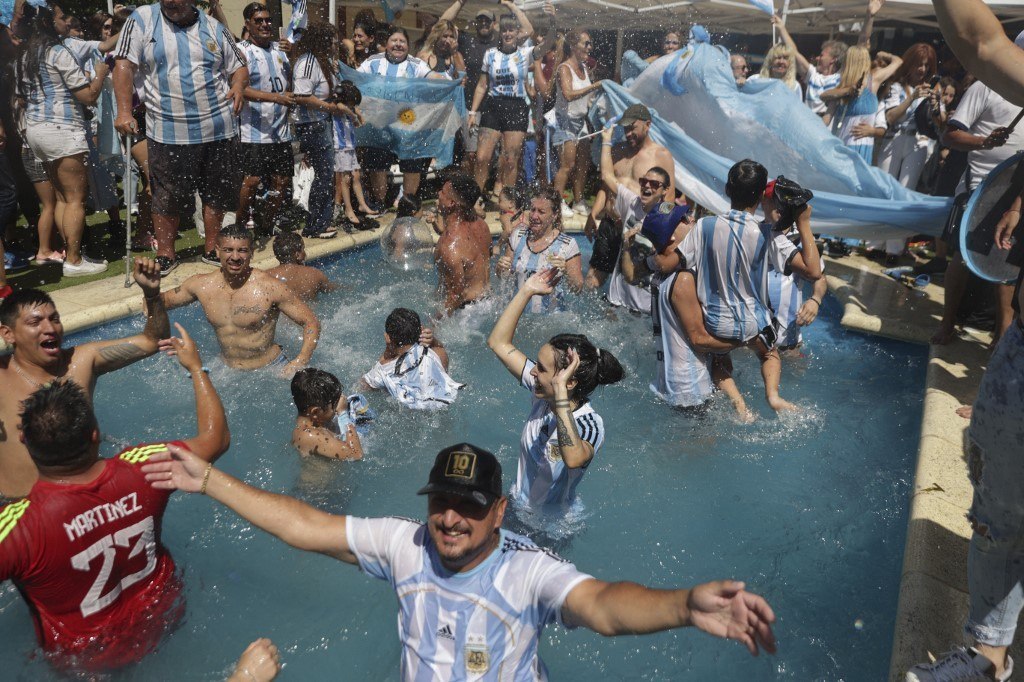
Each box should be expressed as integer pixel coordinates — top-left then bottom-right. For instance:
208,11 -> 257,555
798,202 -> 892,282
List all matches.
22,44 -> 90,126
292,53 -> 330,124
238,40 -> 291,143
678,211 -> 797,343
116,5 -> 245,144
358,53 -> 431,79
650,271 -> 714,408
333,113 -> 356,150
346,516 -> 593,681
508,229 -> 581,313
483,46 -> 533,98
764,225 -> 825,348
512,361 -> 604,508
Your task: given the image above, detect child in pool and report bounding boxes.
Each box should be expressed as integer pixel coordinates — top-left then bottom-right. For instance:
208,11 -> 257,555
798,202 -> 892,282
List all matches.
359,308 -> 464,409
290,368 -> 373,460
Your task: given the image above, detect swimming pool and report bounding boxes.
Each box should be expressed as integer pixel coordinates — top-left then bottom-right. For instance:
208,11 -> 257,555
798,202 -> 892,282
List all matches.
0,240 -> 926,680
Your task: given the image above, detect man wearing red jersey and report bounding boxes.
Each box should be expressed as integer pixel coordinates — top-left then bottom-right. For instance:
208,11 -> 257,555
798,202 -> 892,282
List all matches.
0,324 -> 229,672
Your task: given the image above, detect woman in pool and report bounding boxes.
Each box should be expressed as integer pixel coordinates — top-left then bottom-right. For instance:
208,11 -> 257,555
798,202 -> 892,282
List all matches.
487,269 -> 624,510
496,186 -> 583,312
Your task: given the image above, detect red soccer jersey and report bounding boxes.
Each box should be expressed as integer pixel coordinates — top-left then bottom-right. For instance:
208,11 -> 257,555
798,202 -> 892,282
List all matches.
0,442 -> 186,671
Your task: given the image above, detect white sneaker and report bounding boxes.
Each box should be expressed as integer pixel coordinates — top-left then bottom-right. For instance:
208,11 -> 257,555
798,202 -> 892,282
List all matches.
572,201 -> 588,215
906,647 -> 1012,681
560,203 -> 574,219
62,256 -> 108,277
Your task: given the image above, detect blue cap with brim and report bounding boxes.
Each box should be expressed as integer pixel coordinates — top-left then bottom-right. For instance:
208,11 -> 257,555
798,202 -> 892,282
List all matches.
641,202 -> 690,252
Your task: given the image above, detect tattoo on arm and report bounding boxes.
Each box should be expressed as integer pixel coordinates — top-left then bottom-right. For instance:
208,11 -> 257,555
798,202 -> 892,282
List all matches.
97,342 -> 148,368
555,412 -> 578,448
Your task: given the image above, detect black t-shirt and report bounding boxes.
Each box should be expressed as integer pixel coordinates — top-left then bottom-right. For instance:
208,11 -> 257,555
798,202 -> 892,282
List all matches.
458,30 -> 498,92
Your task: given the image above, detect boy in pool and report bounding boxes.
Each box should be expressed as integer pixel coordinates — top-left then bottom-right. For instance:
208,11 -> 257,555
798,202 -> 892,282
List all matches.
290,368 -> 371,460
359,308 -> 464,409
269,232 -> 340,302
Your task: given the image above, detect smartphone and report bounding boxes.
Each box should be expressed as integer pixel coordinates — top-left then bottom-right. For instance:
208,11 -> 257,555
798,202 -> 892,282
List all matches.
929,75 -> 941,87
279,27 -> 285,40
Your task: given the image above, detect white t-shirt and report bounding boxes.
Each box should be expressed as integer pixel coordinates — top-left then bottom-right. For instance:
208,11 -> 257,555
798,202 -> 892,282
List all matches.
804,64 -> 841,116
346,516 -> 593,681
650,271 -> 714,408
293,53 -> 331,125
507,229 -> 581,313
606,185 -> 653,314
949,81 -> 1024,191
362,345 -> 464,410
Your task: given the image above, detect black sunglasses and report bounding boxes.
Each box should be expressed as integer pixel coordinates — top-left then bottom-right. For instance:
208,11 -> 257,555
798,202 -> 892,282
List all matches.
253,17 -> 273,24
103,23 -> 113,29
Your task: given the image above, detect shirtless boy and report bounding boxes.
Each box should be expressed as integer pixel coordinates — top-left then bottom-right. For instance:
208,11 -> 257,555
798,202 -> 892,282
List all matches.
160,225 -> 321,376
434,172 -> 491,315
268,232 -> 339,302
586,104 -> 676,289
0,258 -> 169,500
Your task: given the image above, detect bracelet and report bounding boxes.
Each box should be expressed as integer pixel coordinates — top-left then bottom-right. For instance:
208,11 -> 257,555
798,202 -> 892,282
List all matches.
808,298 -> 821,307
186,367 -> 210,378
199,463 -> 213,495
553,399 -> 571,408
602,142 -> 612,147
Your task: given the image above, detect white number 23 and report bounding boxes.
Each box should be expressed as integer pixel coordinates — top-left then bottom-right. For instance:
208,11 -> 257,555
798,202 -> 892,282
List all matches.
70,516 -> 158,617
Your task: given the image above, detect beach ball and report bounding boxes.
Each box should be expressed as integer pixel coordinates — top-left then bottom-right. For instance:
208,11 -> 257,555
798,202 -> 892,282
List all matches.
380,217 -> 435,272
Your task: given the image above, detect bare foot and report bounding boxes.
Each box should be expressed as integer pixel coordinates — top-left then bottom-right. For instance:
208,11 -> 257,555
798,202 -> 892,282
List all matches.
768,396 -> 799,412
345,212 -> 362,226
955,405 -> 973,420
736,408 -> 757,424
930,322 -> 957,345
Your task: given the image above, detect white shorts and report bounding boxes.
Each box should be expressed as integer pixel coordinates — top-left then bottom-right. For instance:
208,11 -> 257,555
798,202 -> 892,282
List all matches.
25,121 -> 89,163
333,148 -> 359,173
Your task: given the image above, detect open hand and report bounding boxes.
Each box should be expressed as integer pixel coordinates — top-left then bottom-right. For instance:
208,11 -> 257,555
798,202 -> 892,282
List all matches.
142,443 -> 208,493
524,268 -> 560,296
687,580 -> 777,657
161,323 -> 203,373
867,0 -> 885,17
552,346 -> 579,390
134,257 -> 162,296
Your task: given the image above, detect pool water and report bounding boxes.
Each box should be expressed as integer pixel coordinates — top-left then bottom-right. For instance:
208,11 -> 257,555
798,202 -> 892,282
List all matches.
0,240 -> 926,680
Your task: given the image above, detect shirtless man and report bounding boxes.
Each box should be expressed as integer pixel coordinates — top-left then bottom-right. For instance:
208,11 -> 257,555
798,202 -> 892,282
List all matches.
434,172 -> 492,315
160,224 -> 321,375
0,258 -> 169,500
268,232 -> 339,302
585,104 -> 676,289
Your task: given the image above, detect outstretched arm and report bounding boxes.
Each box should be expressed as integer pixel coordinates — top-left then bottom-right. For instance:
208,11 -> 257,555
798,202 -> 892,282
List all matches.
501,0 -> 533,40
276,286 -> 321,372
487,269 -> 558,379
562,578 -> 776,656
143,444 -> 357,563
530,2 -> 557,62
858,0 -> 885,47
438,0 -> 465,22
934,0 -> 1024,107
162,323 -> 231,461
599,127 -> 619,195
771,15 -> 810,78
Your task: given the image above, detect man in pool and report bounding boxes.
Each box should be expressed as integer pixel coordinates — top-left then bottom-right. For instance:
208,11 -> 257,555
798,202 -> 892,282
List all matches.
268,232 -> 339,302
160,224 -> 321,376
0,258 -> 170,501
434,172 -> 492,315
0,324 -> 229,672
143,442 -> 778,678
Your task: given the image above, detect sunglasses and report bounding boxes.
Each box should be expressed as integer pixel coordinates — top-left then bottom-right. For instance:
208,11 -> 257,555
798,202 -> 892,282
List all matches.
253,17 -> 273,24
638,178 -> 664,189
102,23 -> 113,30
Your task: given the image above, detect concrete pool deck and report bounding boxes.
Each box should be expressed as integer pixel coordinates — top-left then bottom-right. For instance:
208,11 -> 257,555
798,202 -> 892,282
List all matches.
0,220 -> 1005,678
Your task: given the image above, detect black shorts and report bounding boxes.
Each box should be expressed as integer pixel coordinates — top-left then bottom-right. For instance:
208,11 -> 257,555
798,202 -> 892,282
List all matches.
361,147 -> 430,174
240,141 -> 293,178
590,216 -> 623,273
149,137 -> 241,215
480,96 -> 530,133
941,190 -> 973,257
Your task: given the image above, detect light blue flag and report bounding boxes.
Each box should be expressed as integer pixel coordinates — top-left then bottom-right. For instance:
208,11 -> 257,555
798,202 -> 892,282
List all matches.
1,0 -> 14,27
747,0 -> 775,15
381,0 -> 406,22
339,63 -> 466,168
286,0 -> 306,41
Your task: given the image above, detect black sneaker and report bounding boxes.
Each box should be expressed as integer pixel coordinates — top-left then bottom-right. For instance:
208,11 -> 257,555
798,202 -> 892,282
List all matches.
155,256 -> 179,276
201,251 -> 220,266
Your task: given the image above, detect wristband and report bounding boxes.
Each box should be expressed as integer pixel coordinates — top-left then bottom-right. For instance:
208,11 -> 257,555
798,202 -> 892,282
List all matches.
187,367 -> 210,378
199,463 -> 213,495
808,298 -> 821,307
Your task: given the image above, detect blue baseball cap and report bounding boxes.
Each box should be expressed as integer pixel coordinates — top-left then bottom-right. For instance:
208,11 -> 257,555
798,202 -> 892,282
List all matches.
641,202 -> 690,252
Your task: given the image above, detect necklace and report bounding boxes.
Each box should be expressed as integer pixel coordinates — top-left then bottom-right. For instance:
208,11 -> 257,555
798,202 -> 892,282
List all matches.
10,357 -> 55,390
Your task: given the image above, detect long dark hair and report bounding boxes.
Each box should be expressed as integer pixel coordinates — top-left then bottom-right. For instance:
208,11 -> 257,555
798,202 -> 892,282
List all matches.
548,334 -> 624,403
88,10 -> 111,40
17,2 -> 64,100
295,21 -> 336,91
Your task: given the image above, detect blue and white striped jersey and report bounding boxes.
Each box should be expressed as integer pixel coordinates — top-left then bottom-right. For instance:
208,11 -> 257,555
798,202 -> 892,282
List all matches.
361,346 -> 465,410
238,40 -> 292,143
346,516 -> 592,681
764,225 -> 824,348
357,53 -> 431,79
650,271 -> 714,408
804,65 -> 840,116
62,37 -> 101,74
677,210 -> 797,342
507,228 -> 580,313
483,46 -> 534,98
21,44 -> 90,126
511,361 -> 605,509
333,113 -> 356,150
292,53 -> 331,124
116,5 -> 245,144
606,185 -> 653,314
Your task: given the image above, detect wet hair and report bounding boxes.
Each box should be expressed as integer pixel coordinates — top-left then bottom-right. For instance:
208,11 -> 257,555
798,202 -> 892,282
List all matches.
273,231 -> 304,262
243,2 -> 268,21
295,21 -> 337,91
0,288 -> 55,328
645,166 -> 671,187
218,223 -> 255,244
16,3 -> 63,101
20,380 -> 98,469
547,334 -> 624,403
334,80 -> 361,107
291,368 -> 343,414
446,171 -> 481,211
725,159 -> 768,207
531,185 -> 564,230
385,307 -> 422,347
396,194 -> 422,218
821,39 -> 848,71
500,186 -> 527,211
759,43 -> 796,88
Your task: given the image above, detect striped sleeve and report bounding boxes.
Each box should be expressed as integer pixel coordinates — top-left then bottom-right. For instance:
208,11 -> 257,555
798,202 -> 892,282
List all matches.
293,55 -> 315,96
574,412 -> 604,451
221,25 -> 247,70
559,234 -> 580,261
115,12 -> 143,63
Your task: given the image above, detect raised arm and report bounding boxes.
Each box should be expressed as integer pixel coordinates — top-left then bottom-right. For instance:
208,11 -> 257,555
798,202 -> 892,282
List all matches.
599,127 -> 619,195
143,444 -> 356,563
869,52 -> 901,94
167,323 -> 231,462
275,284 -> 321,372
551,348 -> 594,469
438,0 -> 465,23
529,2 -> 557,62
934,0 -> 1024,107
783,205 -> 822,281
487,270 -> 558,379
562,578 -> 776,656
771,15 -> 810,78
161,275 -> 200,310
419,327 -> 449,370
858,0 -> 885,47
501,0 -> 533,40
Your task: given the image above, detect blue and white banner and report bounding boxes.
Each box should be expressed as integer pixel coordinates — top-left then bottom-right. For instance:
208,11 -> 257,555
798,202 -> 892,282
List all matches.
339,63 -> 466,168
747,0 -> 775,15
286,0 -> 307,41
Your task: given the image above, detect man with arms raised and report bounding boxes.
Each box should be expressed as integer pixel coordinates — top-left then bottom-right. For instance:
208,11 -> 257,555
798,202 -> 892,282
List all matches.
0,325 -> 229,672
586,104 -> 676,289
0,259 -> 169,501
161,225 -> 320,375
144,441 -> 777,679
434,172 -> 491,315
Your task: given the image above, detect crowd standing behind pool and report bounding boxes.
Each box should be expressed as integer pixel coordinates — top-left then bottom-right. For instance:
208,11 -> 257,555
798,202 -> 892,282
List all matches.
0,0 -> 1022,678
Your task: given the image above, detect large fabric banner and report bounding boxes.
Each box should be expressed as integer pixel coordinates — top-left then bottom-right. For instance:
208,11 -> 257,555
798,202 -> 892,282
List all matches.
339,64 -> 466,168
286,0 -> 307,41
602,43 -> 953,240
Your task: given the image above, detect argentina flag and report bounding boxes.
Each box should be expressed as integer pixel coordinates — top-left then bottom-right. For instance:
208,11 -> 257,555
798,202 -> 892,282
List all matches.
286,0 -> 306,41
339,63 -> 466,168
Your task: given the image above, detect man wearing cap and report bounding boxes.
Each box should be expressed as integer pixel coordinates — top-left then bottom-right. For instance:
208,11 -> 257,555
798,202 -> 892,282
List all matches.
143,442 -> 778,679
586,103 -> 676,291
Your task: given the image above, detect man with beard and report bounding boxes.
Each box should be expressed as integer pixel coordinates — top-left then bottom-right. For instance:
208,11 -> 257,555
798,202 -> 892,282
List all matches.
434,172 -> 492,315
160,224 -> 320,376
142,441 -> 778,679
0,259 -> 169,501
585,104 -> 676,290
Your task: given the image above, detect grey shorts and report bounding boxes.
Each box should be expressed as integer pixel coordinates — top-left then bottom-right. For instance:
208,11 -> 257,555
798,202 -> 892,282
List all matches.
21,144 -> 48,184
149,137 -> 241,216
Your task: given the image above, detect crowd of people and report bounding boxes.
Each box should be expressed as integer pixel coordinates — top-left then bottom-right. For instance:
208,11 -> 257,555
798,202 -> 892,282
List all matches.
0,0 -> 1022,678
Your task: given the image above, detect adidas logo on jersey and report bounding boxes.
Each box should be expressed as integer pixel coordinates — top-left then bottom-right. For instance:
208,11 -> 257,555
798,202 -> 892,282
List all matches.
436,624 -> 455,641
